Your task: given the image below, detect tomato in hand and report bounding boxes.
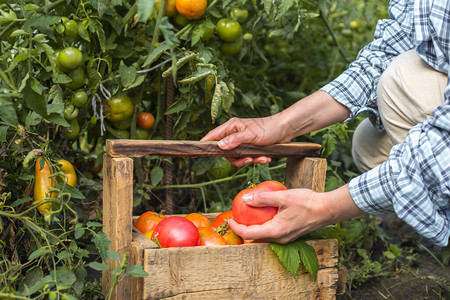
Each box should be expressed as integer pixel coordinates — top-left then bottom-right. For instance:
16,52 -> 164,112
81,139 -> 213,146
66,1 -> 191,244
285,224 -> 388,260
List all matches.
211,210 -> 233,230
71,90 -> 88,107
57,47 -> 83,70
151,216 -> 200,248
198,227 -> 228,246
134,211 -> 166,234
175,0 -> 207,20
216,19 -> 242,42
106,95 -> 134,122
137,112 -> 155,129
232,180 -> 287,226
185,213 -> 211,229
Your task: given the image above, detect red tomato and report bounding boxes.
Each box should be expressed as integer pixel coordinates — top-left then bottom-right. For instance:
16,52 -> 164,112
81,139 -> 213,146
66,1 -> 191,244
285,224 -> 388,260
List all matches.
211,210 -> 233,230
198,227 -> 228,246
232,180 -> 287,226
134,211 -> 166,234
220,228 -> 243,245
185,213 -> 212,229
151,216 -> 200,248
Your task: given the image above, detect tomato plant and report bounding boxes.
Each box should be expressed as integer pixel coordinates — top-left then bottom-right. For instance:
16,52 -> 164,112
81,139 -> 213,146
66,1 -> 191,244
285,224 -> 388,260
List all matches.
198,227 -> 228,246
185,213 -> 211,229
134,211 -> 166,234
216,19 -> 242,42
151,216 -> 200,248
232,181 -> 287,226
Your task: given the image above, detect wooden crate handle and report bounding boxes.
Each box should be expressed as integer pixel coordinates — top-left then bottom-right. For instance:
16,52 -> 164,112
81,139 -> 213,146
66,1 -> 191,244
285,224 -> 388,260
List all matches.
106,140 -> 321,158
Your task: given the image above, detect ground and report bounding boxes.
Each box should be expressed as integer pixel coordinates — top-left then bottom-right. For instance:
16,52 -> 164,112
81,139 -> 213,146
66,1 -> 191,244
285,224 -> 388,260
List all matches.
339,214 -> 449,300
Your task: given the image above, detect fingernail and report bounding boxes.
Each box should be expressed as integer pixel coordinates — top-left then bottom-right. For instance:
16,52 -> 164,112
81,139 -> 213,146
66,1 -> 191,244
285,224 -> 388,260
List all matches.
242,193 -> 253,203
218,140 -> 227,148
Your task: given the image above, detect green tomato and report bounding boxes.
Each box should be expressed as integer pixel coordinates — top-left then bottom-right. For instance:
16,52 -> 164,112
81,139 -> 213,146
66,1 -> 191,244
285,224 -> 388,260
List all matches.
71,90 -> 88,107
243,32 -> 253,41
216,19 -> 242,42
65,119 -> 80,140
136,128 -> 150,140
115,129 -> 130,139
230,8 -> 249,23
57,47 -> 83,70
64,104 -> 79,121
209,157 -> 234,179
112,118 -> 132,130
349,20 -> 359,30
220,36 -> 243,55
64,20 -> 79,38
173,14 -> 190,27
65,67 -> 85,90
106,95 -> 134,122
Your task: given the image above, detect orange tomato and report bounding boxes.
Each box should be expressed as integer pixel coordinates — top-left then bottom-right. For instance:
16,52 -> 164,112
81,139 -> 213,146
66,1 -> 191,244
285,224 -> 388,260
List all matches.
134,211 -> 166,234
198,227 -> 228,246
157,0 -> 177,16
137,112 -> 155,129
175,0 -> 207,20
211,210 -> 233,230
185,213 -> 211,229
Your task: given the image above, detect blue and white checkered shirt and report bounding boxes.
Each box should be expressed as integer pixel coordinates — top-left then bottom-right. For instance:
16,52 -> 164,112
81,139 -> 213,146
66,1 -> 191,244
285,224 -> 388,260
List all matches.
321,0 -> 449,246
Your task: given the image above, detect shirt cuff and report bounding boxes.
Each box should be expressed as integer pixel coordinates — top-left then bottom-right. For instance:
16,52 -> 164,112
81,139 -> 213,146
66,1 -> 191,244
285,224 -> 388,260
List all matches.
349,162 -> 395,215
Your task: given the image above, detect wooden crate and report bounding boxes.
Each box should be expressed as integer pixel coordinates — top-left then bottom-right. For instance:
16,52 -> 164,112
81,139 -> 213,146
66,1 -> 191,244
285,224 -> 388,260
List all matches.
102,140 -> 346,299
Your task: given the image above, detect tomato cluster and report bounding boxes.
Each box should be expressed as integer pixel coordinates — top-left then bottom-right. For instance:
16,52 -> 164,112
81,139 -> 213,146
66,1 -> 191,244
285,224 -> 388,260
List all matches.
134,210 -> 245,248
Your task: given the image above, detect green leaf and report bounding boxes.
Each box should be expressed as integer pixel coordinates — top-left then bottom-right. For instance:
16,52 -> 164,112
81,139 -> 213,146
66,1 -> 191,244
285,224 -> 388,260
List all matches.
142,44 -> 170,67
125,264 -> 149,277
28,15 -> 60,27
23,77 -> 47,117
28,248 -> 51,260
389,243 -> 402,257
17,267 -> 44,295
75,224 -> 85,239
89,261 -> 110,271
270,239 -> 319,280
158,17 -> 180,49
165,98 -> 188,115
107,250 -> 121,262
88,68 -> 102,95
0,126 -> 8,142
0,94 -> 18,125
441,244 -> 450,265
57,250 -> 73,260
298,240 -> 319,281
25,111 -> 42,127
151,166 -> 164,186
119,61 -> 137,88
123,74 -> 146,91
137,0 -> 155,22
92,231 -> 111,262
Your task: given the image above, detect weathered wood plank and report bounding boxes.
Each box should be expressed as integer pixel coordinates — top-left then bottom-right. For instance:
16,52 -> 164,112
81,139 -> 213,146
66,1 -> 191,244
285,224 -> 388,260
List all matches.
138,238 -> 339,300
102,155 -> 134,299
285,157 -> 327,192
106,140 -> 321,158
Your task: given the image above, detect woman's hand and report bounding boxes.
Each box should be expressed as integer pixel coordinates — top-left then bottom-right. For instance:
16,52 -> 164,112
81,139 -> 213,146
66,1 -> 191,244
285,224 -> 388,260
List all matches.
228,184 -> 365,243
201,115 -> 290,166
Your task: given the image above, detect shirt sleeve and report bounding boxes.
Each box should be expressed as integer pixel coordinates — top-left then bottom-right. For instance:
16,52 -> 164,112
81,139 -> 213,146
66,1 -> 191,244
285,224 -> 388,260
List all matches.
349,78 -> 450,246
321,2 -> 414,129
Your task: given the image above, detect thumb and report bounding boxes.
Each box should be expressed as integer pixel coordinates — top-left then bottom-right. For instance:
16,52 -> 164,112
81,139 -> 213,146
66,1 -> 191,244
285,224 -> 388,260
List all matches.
241,190 -> 287,208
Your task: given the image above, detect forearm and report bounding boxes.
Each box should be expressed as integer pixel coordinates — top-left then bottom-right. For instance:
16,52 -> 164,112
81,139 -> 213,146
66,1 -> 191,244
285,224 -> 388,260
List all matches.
319,183 -> 366,225
275,90 -> 350,141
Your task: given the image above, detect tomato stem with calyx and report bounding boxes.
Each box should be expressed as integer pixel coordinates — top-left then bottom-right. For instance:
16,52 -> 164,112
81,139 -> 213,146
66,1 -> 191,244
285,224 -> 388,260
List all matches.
152,234 -> 163,248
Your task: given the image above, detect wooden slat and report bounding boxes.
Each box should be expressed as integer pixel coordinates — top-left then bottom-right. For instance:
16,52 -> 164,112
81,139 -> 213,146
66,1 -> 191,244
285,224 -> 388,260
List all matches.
138,238 -> 339,299
106,140 -> 321,158
285,157 -> 327,192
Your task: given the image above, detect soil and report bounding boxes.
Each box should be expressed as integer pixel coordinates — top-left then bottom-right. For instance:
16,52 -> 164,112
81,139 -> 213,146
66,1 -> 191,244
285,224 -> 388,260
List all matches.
338,214 -> 450,300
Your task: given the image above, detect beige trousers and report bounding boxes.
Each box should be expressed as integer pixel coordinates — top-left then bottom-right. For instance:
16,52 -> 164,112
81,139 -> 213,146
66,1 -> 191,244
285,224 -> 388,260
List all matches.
352,50 -> 447,173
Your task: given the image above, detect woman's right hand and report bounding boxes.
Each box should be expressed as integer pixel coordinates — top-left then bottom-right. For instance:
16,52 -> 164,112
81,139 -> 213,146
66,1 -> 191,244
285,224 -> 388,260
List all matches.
201,115 -> 290,167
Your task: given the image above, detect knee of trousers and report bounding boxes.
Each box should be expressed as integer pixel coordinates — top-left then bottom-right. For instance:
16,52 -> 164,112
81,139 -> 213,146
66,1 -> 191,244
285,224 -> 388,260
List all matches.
376,49 -> 446,145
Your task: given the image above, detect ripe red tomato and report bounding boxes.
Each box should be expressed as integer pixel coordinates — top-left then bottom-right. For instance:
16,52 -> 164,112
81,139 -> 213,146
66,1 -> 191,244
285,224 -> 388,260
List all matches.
211,210 -> 233,230
198,227 -> 228,246
232,180 -> 287,226
151,216 -> 200,248
185,213 -> 211,229
137,112 -> 155,129
134,211 -> 166,234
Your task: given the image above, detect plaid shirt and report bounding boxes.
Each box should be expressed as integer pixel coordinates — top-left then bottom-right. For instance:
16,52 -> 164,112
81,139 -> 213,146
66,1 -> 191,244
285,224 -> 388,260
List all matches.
321,0 -> 449,246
